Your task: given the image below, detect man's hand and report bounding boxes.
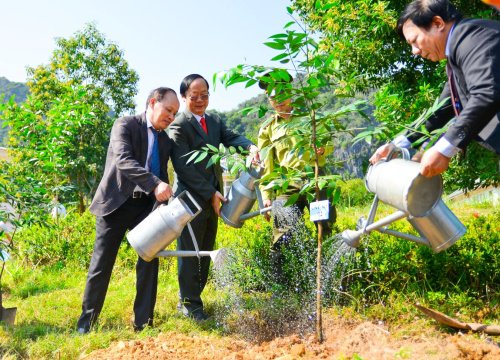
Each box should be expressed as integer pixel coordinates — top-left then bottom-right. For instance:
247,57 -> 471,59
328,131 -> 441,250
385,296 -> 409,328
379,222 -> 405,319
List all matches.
411,149 -> 424,162
248,144 -> 261,164
263,199 -> 272,221
419,147 -> 451,177
154,182 -> 173,202
369,143 -> 396,164
211,191 -> 226,217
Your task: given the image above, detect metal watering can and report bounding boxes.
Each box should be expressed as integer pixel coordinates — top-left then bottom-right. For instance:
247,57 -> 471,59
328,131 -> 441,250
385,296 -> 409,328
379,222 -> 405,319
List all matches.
340,151 -> 466,253
220,165 -> 272,228
127,191 -> 226,265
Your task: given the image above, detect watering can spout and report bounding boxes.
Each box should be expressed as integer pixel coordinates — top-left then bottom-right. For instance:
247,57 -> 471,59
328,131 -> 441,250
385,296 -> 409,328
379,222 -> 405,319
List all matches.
221,165 -> 269,228
210,248 -> 229,268
155,248 -> 228,267
340,230 -> 362,248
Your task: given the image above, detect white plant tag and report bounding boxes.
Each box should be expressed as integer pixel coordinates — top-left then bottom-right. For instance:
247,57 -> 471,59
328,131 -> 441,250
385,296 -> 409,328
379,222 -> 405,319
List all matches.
310,200 -> 330,221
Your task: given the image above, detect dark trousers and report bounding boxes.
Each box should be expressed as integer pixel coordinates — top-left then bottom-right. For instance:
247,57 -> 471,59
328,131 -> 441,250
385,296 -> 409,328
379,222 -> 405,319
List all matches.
77,196 -> 158,330
177,206 -> 217,315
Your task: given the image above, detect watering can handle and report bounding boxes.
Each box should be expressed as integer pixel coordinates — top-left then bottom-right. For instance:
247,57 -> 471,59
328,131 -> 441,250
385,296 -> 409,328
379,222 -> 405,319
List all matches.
150,190 -> 203,219
365,146 -> 411,191
385,146 -> 411,161
151,200 -> 164,212
180,190 -> 203,219
153,190 -> 202,214
364,146 -> 410,229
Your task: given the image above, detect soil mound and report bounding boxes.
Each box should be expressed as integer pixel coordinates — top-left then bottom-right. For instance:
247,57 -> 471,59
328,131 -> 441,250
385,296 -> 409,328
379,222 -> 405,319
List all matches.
82,317 -> 500,359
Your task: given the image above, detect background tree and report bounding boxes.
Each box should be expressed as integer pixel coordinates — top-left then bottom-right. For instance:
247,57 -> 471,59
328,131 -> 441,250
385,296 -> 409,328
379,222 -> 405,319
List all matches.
292,0 -> 500,190
27,23 -> 138,116
0,24 -> 138,214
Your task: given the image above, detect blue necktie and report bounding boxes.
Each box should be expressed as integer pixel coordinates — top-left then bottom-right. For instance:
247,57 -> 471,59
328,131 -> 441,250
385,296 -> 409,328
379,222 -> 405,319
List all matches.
150,129 -> 160,177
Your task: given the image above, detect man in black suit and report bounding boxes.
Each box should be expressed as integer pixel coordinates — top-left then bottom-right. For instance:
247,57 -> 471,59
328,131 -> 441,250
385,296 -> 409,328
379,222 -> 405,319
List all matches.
370,0 -> 500,175
169,74 -> 258,321
77,87 -> 179,333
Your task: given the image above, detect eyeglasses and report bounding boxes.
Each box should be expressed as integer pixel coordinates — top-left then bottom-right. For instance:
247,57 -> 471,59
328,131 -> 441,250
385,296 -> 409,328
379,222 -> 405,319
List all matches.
188,93 -> 210,101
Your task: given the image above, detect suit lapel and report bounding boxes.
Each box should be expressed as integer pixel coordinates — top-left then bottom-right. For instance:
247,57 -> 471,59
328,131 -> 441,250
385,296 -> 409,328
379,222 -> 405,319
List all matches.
185,111 -> 209,140
139,113 -> 149,167
205,113 -> 219,146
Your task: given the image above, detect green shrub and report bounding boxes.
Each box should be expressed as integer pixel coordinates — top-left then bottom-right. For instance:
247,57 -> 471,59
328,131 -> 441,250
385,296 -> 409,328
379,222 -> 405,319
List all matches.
349,210 -> 499,303
337,178 -> 371,208
15,210 -> 97,269
14,210 -> 142,270
215,216 -> 274,292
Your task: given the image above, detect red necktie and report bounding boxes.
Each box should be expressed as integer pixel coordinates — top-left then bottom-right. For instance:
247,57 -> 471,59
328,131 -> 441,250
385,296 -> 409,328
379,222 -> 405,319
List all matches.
200,116 -> 208,134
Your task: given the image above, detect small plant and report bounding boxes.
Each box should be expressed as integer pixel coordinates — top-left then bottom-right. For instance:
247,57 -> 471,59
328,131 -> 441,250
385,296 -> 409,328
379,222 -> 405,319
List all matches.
215,7 -> 367,341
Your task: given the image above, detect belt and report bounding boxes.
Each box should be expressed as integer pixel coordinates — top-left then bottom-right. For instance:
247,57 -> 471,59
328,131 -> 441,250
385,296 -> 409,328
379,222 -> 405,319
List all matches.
131,191 -> 146,199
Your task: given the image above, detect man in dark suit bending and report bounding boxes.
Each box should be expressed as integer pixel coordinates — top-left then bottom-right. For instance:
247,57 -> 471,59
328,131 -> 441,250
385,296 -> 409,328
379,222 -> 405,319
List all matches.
169,74 -> 259,321
77,87 -> 179,333
370,0 -> 500,175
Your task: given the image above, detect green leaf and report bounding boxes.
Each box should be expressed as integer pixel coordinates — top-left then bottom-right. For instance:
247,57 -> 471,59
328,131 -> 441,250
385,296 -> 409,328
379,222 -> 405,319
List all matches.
271,53 -> 290,61
264,41 -> 286,50
284,192 -> 300,206
268,33 -> 288,39
194,152 -> 208,163
245,79 -> 258,88
206,143 -> 218,152
206,154 -> 219,168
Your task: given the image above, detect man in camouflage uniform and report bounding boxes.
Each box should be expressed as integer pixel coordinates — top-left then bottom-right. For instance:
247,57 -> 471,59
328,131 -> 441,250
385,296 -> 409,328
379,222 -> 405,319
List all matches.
257,73 -> 336,284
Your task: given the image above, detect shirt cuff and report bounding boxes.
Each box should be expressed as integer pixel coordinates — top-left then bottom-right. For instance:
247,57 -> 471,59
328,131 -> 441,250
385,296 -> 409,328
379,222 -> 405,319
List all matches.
433,137 -> 460,158
391,135 -> 412,149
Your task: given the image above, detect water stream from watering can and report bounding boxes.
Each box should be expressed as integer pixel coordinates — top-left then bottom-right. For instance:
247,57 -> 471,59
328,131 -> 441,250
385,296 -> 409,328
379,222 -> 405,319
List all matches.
212,202 -> 364,342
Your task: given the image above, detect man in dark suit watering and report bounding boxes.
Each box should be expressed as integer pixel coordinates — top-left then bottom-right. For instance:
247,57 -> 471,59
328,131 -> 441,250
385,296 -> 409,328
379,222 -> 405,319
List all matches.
370,0 -> 500,175
77,87 -> 179,333
169,74 -> 259,321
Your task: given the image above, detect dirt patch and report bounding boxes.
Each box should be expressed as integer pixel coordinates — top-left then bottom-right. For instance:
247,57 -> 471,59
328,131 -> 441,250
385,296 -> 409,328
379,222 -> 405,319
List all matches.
81,316 -> 499,359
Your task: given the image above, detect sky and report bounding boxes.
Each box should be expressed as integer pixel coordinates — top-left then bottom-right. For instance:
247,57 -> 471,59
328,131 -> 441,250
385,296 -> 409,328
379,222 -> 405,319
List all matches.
0,0 -> 292,113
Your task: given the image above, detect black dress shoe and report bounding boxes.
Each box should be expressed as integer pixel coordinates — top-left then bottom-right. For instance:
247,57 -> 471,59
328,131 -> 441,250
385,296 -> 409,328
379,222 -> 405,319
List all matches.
133,321 -> 153,332
77,327 -> 90,335
190,310 -> 209,322
133,324 -> 145,332
177,303 -> 210,322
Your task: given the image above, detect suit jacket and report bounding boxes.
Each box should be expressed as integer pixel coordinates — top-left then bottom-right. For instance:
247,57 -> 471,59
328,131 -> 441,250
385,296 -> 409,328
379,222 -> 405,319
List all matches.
408,18 -> 500,154
89,113 -> 171,217
169,110 -> 253,209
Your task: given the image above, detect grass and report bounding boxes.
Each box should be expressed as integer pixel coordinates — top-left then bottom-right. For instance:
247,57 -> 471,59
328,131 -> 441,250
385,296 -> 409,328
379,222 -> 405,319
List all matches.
1,262 -> 227,359
0,198 -> 498,359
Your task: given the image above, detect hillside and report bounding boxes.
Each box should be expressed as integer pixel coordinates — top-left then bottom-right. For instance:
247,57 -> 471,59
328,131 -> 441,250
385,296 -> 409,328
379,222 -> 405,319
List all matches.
0,76 -> 28,103
0,76 -> 29,145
